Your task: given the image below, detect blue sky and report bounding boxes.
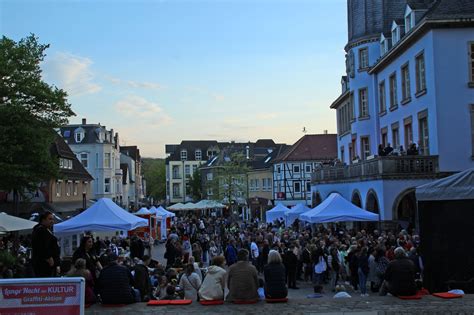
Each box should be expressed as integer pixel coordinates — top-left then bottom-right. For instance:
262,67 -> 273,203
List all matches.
1,0 -> 347,158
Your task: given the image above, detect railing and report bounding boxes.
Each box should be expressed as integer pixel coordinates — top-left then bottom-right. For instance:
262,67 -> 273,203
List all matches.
311,155 -> 439,183
172,174 -> 182,179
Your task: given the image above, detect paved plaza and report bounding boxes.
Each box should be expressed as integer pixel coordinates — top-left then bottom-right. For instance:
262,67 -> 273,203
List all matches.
85,243 -> 474,315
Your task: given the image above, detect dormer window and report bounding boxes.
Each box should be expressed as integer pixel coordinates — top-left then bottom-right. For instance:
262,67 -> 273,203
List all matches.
391,22 -> 400,46
404,6 -> 415,33
74,127 -> 85,143
195,149 -> 202,161
181,150 -> 187,161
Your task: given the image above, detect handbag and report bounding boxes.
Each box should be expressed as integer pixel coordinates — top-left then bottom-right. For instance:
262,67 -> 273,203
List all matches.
314,256 -> 327,274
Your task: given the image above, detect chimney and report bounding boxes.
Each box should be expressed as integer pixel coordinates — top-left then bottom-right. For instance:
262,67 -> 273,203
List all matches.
324,130 -> 328,134
82,118 -> 87,125
246,145 -> 250,160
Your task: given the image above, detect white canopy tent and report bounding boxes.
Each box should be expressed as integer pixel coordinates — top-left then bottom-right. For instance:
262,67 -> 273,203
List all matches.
153,206 -> 175,240
54,198 -> 148,234
168,202 -> 185,211
285,203 -> 312,225
299,193 -> 379,223
135,207 -> 152,215
265,203 -> 290,224
416,168 -> 474,201
0,212 -> 37,232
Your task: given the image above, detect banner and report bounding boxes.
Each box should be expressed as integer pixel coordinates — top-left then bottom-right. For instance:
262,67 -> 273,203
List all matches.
0,277 -> 85,315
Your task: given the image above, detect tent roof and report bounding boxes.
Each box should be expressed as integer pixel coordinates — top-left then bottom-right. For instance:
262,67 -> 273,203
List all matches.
416,168 -> 474,201
285,203 -> 312,225
53,198 -> 148,234
155,206 -> 175,217
168,203 -> 185,211
299,193 -> 379,223
135,207 -> 152,215
0,212 -> 37,232
266,203 -> 290,223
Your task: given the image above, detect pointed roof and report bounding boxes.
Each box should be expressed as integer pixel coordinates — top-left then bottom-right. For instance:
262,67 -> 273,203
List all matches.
51,135 -> 93,181
275,134 -> 337,162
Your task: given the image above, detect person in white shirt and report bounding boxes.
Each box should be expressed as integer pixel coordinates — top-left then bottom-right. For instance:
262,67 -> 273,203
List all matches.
250,238 -> 259,268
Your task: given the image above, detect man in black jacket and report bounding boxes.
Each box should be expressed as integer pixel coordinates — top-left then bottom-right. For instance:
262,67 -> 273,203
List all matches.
379,247 -> 417,296
97,254 -> 138,304
31,211 -> 60,277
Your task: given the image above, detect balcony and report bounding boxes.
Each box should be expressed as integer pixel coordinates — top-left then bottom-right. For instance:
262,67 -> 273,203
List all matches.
172,173 -> 182,180
311,155 -> 441,184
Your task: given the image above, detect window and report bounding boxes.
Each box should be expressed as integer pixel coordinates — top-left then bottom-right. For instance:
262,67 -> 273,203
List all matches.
73,181 -> 78,196
293,164 -> 300,173
261,179 -> 266,190
294,182 -> 301,193
405,12 -> 413,33
195,150 -> 202,161
415,52 -> 426,93
104,178 -> 111,193
83,181 -> 88,194
172,183 -> 181,197
74,128 -> 85,143
340,146 -> 345,164
392,25 -> 400,45
206,172 -> 213,181
255,179 -> 259,190
418,111 -> 429,155
80,153 -> 88,168
470,105 -> 474,157
66,181 -> 72,196
380,38 -> 386,56
359,47 -> 369,69
389,73 -> 398,109
56,181 -> 61,197
360,136 -> 371,160
180,150 -> 187,161
63,130 -> 71,138
358,88 -> 369,118
172,165 -> 181,179
404,118 -> 413,148
305,164 -> 311,173
469,43 -> 474,85
401,63 -> 411,102
392,123 -> 400,149
104,153 -> 111,168
379,81 -> 386,114
207,187 -> 213,196
96,153 -> 99,168
250,179 -> 255,191
381,128 -> 388,147
337,100 -> 352,135
185,165 -> 191,178
277,165 -> 281,173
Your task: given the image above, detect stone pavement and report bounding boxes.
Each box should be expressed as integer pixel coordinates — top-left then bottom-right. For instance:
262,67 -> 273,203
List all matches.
86,294 -> 474,315
85,244 -> 474,314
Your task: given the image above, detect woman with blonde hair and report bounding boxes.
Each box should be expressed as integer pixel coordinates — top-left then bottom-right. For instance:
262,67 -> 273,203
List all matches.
263,250 -> 287,299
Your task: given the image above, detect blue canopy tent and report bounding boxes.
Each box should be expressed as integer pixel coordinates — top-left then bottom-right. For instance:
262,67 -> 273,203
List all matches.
265,203 -> 290,224
299,193 -> 379,223
285,203 -> 312,225
54,198 -> 148,234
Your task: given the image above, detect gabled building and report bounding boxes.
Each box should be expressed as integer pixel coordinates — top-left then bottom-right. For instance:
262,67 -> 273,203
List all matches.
120,146 -> 145,210
273,134 -> 337,206
312,0 -> 474,229
166,141 -> 222,204
60,118 -> 123,204
247,144 -> 289,220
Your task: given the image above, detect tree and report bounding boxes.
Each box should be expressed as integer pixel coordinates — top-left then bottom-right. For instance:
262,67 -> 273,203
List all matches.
210,152 -> 249,211
0,34 -> 75,204
141,158 -> 166,202
190,169 -> 202,201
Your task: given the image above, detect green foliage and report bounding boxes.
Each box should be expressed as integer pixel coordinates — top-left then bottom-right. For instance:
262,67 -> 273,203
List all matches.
190,168 -> 202,201
0,250 -> 17,268
0,34 -> 74,194
142,158 -> 166,202
210,153 -> 249,204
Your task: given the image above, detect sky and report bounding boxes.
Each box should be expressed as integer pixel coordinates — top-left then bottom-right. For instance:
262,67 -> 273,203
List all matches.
1,0 -> 348,158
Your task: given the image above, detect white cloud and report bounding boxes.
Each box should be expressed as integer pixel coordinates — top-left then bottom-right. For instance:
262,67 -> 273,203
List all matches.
42,52 -> 101,96
114,95 -> 172,125
106,76 -> 164,90
186,86 -> 225,102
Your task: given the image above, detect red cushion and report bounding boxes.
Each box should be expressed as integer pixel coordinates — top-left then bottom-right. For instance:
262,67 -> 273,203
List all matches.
418,288 -> 430,296
233,299 -> 259,304
169,299 -> 193,305
398,295 -> 422,300
199,299 -> 224,305
433,293 -> 463,299
265,297 -> 288,303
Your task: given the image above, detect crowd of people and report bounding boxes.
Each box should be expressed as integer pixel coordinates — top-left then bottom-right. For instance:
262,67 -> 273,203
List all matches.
0,210 -> 424,306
